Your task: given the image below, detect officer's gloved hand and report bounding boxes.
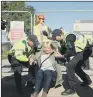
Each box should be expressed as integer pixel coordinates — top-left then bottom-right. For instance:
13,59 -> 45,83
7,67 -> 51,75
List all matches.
34,44 -> 42,51
36,44 -> 43,51
34,46 -> 38,52
11,49 -> 15,56
42,31 -> 48,36
23,51 -> 26,55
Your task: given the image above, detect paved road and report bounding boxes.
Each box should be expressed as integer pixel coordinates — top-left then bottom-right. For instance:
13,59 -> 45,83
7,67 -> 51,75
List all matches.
1,57 -> 93,97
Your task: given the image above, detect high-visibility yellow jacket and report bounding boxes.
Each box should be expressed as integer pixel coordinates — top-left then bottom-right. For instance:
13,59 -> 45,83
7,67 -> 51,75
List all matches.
33,24 -> 51,43
8,39 -> 34,62
83,34 -> 93,45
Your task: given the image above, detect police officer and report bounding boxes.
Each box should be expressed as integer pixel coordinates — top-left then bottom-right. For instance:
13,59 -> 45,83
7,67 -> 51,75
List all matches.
52,28 -> 69,64
8,35 -> 39,94
53,29 -> 92,95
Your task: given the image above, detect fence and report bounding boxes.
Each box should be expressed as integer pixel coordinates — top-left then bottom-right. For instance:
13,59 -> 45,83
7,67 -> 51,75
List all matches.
2,10 -> 93,59
1,41 -> 12,59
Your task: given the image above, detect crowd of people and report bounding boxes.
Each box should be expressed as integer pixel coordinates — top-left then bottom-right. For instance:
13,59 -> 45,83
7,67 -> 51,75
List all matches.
8,14 -> 93,97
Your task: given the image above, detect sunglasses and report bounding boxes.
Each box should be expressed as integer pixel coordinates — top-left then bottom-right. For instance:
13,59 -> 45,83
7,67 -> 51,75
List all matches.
39,18 -> 45,20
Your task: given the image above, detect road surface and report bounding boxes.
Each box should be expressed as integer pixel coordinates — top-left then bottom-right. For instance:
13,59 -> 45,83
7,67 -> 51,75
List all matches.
1,57 -> 93,97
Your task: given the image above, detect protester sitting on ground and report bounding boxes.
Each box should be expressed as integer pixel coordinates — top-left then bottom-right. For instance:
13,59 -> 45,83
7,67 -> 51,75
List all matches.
31,42 -> 63,97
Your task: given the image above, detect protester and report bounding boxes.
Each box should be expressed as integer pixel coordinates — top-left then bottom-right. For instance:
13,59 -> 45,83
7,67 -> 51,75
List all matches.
31,42 -> 63,97
34,14 -> 51,44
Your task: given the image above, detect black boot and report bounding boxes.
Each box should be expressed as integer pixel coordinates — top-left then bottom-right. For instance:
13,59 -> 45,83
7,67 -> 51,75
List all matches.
80,80 -> 92,87
14,71 -> 24,95
25,78 -> 35,87
61,89 -> 75,95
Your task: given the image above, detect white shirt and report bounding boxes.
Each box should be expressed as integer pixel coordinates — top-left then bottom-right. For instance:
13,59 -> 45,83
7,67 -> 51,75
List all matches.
41,54 -> 55,71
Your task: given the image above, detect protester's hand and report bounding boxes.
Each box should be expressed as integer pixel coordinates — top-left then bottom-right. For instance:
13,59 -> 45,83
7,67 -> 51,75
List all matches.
29,57 -> 34,65
55,52 -> 64,58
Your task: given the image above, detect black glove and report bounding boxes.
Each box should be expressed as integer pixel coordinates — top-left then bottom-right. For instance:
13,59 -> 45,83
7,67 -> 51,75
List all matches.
11,49 -> 15,56
34,46 -> 38,52
42,31 -> 48,36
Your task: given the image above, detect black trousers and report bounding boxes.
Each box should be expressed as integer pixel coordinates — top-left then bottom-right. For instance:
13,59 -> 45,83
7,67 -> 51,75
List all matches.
82,58 -> 90,70
66,48 -> 92,90
8,55 -> 36,91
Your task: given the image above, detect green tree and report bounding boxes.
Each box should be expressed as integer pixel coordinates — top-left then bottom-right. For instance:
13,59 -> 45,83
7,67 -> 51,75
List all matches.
1,1 -> 36,35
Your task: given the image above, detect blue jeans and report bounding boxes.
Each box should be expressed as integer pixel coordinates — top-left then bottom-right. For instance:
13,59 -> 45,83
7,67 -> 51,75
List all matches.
35,69 -> 56,93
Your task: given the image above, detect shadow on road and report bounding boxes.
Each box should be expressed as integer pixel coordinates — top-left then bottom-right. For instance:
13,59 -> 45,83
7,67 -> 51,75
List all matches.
75,84 -> 93,97
62,74 -> 93,97
1,74 -> 34,97
1,73 -> 93,97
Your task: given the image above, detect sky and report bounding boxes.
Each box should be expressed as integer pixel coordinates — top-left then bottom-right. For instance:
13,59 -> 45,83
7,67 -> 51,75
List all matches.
25,1 -> 93,32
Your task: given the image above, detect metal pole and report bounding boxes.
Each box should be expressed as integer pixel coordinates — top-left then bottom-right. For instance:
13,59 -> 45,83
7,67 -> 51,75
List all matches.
36,10 -> 93,13
30,15 -> 33,34
34,13 -> 36,26
2,11 -> 33,34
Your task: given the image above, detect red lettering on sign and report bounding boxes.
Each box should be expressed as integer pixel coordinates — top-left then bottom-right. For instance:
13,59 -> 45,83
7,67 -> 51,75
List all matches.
10,28 -> 24,40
